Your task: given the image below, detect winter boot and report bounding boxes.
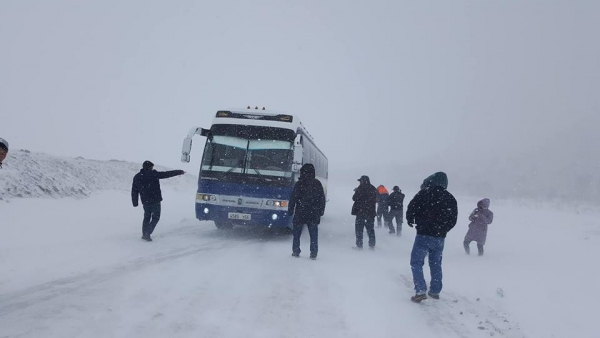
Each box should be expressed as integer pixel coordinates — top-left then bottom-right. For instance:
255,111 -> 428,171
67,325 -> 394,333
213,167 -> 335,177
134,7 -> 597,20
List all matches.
309,253 -> 317,260
292,252 -> 300,257
427,292 -> 440,300
411,294 -> 427,303
141,235 -> 152,242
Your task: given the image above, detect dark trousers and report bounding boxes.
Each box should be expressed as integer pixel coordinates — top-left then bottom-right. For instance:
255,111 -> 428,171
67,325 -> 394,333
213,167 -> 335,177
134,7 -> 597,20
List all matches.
464,240 -> 484,256
376,210 -> 389,227
355,216 -> 375,248
292,220 -> 319,256
142,203 -> 161,236
388,210 -> 403,233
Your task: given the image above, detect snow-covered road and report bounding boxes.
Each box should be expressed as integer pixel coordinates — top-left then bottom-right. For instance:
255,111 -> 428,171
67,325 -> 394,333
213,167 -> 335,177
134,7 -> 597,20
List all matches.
1,186 -> 598,337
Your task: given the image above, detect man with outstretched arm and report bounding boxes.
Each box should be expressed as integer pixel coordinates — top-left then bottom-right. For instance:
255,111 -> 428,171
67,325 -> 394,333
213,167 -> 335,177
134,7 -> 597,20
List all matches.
132,160 -> 185,241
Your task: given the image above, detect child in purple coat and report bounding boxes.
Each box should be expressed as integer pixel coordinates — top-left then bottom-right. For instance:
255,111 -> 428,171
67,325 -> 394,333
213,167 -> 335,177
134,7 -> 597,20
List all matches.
463,198 -> 494,256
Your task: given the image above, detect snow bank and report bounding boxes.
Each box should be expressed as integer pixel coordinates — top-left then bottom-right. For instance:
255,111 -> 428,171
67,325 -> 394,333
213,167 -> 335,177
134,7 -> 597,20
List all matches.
0,150 -> 197,200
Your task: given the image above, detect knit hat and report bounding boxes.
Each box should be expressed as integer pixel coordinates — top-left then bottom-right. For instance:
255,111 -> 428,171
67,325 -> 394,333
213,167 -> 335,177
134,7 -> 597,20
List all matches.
142,160 -> 154,170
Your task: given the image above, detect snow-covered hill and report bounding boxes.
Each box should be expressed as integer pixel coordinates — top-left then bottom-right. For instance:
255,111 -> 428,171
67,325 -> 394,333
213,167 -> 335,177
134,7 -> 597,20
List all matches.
0,150 -> 197,200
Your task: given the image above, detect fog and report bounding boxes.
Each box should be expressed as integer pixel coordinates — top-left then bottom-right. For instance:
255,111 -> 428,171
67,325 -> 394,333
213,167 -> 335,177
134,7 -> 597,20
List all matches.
1,1 -> 598,203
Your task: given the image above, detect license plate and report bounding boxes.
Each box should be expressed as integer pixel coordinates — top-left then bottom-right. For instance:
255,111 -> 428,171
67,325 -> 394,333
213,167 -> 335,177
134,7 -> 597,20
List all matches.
228,212 -> 251,221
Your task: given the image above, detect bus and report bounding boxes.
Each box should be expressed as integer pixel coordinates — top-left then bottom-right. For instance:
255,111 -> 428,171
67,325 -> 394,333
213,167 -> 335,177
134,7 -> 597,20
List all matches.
181,108 -> 328,229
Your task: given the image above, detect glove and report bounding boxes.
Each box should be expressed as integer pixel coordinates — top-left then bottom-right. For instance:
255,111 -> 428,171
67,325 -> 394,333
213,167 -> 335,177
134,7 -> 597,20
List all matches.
408,222 -> 414,228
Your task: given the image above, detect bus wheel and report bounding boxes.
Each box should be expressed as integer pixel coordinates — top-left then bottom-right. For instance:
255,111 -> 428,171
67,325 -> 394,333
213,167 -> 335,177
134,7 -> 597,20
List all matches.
214,221 -> 234,230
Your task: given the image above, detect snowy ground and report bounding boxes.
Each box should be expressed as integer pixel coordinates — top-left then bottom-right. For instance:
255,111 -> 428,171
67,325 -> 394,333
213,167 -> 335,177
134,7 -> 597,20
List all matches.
1,180 -> 599,338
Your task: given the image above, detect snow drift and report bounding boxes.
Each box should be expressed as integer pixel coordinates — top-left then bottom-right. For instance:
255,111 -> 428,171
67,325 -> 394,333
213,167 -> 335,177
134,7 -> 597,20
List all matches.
0,150 -> 196,200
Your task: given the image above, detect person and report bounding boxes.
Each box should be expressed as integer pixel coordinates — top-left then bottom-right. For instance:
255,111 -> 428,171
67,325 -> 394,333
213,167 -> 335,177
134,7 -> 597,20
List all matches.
0,137 -> 8,168
463,198 -> 494,256
406,172 -> 458,302
131,160 -> 185,241
376,185 -> 390,228
352,175 -> 378,249
387,186 -> 405,235
288,164 -> 326,260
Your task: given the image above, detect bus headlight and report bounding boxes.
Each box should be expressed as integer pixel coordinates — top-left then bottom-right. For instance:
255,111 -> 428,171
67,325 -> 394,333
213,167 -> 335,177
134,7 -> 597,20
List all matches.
204,208 -> 210,214
197,194 -> 218,202
266,200 -> 288,207
272,214 -> 278,220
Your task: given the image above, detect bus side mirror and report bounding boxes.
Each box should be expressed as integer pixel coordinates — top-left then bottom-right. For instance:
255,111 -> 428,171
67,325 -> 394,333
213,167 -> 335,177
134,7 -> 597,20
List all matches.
181,137 -> 193,163
292,163 -> 302,172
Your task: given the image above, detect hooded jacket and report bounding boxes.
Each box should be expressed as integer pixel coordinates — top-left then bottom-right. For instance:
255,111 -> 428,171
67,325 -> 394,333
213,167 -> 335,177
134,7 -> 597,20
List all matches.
352,177 -> 378,218
406,172 -> 458,238
464,198 -> 494,244
132,169 -> 184,206
288,164 -> 326,224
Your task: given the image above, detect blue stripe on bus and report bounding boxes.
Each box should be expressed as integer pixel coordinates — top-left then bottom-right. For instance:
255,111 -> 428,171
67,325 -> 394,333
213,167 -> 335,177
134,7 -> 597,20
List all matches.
198,179 -> 293,198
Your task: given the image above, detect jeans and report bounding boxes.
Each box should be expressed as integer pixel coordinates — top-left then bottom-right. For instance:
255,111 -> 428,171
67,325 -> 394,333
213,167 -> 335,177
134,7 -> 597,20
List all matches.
292,220 -> 319,256
355,216 -> 376,248
410,234 -> 445,294
142,203 -> 161,236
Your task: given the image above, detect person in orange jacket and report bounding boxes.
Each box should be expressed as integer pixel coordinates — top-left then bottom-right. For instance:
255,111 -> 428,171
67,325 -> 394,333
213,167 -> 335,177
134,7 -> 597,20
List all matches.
376,185 -> 390,227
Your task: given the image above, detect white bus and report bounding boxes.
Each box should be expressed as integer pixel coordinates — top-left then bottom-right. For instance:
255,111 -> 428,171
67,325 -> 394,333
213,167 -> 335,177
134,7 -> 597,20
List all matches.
181,108 -> 328,229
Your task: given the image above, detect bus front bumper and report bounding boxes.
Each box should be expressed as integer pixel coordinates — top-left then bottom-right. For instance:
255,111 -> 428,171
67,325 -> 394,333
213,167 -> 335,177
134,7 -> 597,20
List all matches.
195,203 -> 293,228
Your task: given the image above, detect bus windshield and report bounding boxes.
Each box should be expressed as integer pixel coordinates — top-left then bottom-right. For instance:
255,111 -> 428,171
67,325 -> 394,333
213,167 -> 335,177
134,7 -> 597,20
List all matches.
201,134 -> 293,184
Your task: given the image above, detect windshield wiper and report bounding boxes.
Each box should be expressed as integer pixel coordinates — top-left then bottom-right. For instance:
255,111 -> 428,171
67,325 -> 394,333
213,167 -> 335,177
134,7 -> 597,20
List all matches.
221,163 -> 243,177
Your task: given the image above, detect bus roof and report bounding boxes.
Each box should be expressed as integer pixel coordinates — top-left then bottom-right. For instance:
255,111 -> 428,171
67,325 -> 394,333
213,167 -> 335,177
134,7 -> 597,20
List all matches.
211,108 -> 308,135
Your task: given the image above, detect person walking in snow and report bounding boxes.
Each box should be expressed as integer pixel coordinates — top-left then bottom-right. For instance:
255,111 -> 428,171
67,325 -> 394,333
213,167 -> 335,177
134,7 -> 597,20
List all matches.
0,137 -> 8,168
406,172 -> 458,302
376,185 -> 390,228
352,175 -> 378,249
463,198 -> 494,256
131,160 -> 185,241
288,163 -> 326,260
387,186 -> 405,235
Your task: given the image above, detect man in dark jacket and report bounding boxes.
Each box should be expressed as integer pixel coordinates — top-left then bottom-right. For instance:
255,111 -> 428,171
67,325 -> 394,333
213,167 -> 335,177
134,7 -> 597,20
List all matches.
352,175 -> 378,249
387,186 -> 405,235
132,160 -> 185,241
0,137 -> 8,168
288,164 -> 326,259
406,172 -> 458,302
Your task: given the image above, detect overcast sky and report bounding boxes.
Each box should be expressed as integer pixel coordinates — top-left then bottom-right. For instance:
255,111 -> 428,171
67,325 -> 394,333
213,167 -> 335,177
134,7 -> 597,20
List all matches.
1,1 -> 598,188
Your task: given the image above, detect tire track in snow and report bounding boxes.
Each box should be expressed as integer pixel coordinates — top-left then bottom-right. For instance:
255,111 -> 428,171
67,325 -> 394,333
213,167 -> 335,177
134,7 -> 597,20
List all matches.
0,240 -> 230,317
